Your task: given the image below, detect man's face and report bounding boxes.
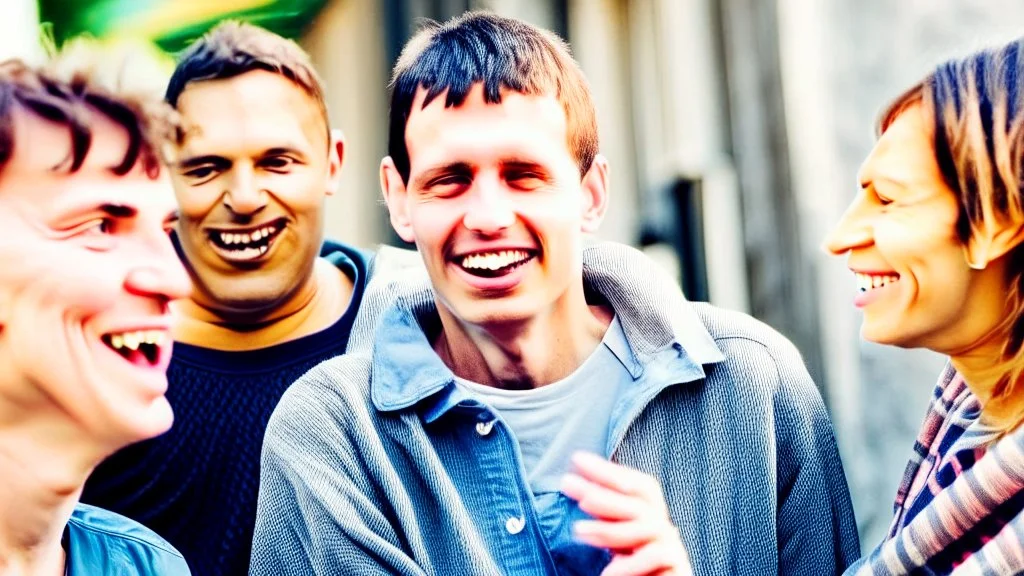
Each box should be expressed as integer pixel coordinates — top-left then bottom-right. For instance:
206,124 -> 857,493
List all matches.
171,70 -> 340,317
384,84 -> 608,328
0,108 -> 191,443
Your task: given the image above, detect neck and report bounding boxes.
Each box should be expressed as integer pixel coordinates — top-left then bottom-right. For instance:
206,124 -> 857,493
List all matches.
0,383 -> 104,575
949,330 -> 1024,431
173,258 -> 352,351
434,284 -> 613,389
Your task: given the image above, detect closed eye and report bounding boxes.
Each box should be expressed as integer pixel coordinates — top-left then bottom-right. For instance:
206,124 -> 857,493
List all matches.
179,157 -> 230,183
259,155 -> 298,173
506,171 -> 546,190
70,217 -> 118,251
79,217 -> 114,236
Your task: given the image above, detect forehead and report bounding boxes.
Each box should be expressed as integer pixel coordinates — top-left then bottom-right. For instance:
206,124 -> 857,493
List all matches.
175,70 -> 326,155
404,84 -> 570,168
0,108 -> 175,216
860,103 -> 942,184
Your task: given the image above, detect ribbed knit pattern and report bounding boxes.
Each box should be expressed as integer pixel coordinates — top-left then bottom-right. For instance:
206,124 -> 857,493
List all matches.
251,241 -> 861,575
81,242 -> 369,576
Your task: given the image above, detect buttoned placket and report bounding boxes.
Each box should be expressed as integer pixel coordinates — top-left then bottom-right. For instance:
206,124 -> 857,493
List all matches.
461,404 -> 558,576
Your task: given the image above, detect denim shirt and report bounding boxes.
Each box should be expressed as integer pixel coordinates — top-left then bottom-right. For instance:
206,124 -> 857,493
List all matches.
65,503 -> 190,575
367,299 -> 717,575
251,242 -> 861,575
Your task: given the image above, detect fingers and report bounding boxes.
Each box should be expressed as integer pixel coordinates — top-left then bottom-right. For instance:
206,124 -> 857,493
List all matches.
599,538 -> 691,576
569,452 -> 667,504
561,473 -> 639,521
573,518 -> 664,549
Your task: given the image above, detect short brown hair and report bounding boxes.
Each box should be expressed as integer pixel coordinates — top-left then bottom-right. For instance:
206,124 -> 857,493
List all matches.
165,21 -> 329,141
387,11 -> 599,183
0,37 -> 178,178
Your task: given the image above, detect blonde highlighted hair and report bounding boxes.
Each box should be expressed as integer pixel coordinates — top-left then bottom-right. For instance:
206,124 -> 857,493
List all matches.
880,39 -> 1024,425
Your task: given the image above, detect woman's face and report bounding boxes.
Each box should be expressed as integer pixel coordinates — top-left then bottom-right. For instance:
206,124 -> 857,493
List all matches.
824,102 -> 1012,354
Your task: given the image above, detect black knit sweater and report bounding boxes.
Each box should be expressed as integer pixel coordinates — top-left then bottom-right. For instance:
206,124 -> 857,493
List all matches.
81,241 -> 369,576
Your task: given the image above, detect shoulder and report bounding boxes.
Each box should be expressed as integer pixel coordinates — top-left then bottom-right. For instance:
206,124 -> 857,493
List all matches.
67,503 -> 190,575
688,303 -> 823,411
691,303 -> 807,370
264,351 -> 376,458
321,238 -> 374,268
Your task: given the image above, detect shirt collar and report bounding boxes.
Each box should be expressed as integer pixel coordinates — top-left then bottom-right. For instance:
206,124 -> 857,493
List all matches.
370,242 -> 725,416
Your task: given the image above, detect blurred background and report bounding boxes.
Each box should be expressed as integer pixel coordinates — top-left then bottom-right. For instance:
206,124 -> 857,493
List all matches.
4,0 -> 1024,551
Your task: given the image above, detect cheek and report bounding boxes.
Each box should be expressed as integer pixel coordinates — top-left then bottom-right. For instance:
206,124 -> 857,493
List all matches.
266,171 -> 327,212
0,259 -> 120,333
173,183 -> 220,222
875,218 -> 971,315
874,208 -> 962,271
410,204 -> 461,248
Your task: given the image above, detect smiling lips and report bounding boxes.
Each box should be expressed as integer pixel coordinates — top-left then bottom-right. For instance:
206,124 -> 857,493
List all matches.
855,272 -> 900,293
457,249 -> 536,278
207,219 -> 285,262
102,329 -> 168,367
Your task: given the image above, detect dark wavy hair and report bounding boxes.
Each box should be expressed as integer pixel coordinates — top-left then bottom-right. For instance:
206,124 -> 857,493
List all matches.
0,39 -> 178,179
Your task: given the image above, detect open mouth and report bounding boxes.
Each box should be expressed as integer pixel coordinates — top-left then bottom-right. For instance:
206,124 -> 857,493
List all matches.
456,249 -> 537,278
101,330 -> 167,367
855,272 -> 900,293
207,218 -> 285,261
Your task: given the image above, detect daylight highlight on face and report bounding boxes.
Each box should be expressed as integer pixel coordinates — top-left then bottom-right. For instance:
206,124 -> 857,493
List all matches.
0,106 -> 190,443
384,84 -> 607,328
824,102 -> 1013,354
170,70 -> 338,318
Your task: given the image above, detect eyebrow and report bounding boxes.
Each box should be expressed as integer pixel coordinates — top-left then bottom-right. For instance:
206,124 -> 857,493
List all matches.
502,159 -> 549,173
176,155 -> 229,171
263,147 -> 306,159
411,162 -> 473,189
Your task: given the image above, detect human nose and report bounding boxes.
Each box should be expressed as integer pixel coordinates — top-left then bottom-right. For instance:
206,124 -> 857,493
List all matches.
823,194 -> 875,255
462,179 -> 516,236
223,165 -> 267,217
125,233 -> 192,302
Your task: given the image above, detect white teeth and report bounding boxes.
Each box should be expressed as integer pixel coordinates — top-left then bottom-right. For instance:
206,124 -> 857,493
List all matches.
107,330 -> 167,350
855,273 -> 900,292
124,333 -> 140,350
217,225 -> 277,249
461,250 -> 531,270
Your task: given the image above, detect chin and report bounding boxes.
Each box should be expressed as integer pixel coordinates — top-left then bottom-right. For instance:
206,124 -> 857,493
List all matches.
449,296 -> 540,327
860,321 -> 919,349
106,397 -> 175,446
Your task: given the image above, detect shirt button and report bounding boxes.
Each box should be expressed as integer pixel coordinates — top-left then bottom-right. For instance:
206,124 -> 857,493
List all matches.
505,515 -> 525,535
475,420 -> 495,436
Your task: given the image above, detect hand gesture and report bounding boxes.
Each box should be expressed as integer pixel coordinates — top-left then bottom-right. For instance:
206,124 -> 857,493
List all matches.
560,452 -> 693,576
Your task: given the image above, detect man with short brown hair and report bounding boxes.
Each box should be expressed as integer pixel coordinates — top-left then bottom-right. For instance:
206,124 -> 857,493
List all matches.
253,11 -> 859,576
82,21 -> 371,576
0,40 -> 191,575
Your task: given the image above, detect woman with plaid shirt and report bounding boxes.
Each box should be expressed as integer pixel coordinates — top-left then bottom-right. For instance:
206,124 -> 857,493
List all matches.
826,36 -> 1024,575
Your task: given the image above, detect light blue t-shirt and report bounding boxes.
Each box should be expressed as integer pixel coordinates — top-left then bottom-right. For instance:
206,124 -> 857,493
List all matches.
456,315 -> 635,567
65,503 -> 191,575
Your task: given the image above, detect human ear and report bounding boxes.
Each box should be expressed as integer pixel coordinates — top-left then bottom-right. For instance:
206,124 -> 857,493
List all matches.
325,128 -> 346,197
380,156 -> 415,243
580,154 -> 610,234
963,219 -> 1024,270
